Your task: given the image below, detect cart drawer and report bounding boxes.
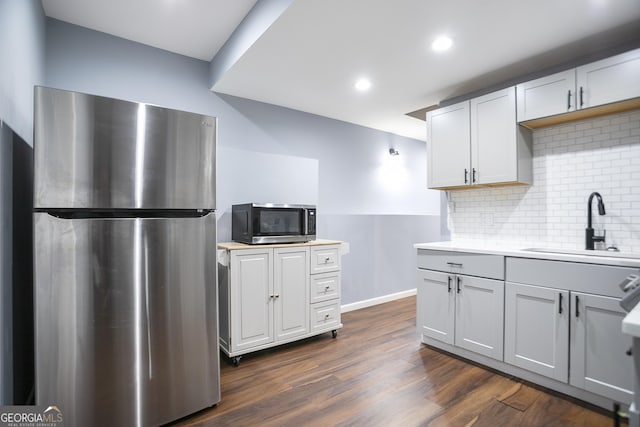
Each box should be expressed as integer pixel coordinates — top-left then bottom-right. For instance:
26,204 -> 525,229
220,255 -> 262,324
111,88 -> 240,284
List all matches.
310,300 -> 341,333
310,271 -> 341,303
310,245 -> 341,274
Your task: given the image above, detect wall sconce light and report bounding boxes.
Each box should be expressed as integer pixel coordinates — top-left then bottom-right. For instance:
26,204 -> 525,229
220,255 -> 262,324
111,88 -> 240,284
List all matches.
389,148 -> 399,156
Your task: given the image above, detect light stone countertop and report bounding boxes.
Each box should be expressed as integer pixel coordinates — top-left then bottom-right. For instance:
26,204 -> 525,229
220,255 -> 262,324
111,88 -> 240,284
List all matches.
623,305 -> 640,338
218,239 -> 343,251
217,239 -> 346,267
414,241 -> 640,268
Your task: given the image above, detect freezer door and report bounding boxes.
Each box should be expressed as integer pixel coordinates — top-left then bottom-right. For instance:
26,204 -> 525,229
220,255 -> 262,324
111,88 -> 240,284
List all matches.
34,86 -> 216,210
34,212 -> 220,427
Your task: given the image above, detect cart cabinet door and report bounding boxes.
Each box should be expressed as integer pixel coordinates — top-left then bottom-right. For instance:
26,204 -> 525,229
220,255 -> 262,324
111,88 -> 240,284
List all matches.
230,248 -> 274,351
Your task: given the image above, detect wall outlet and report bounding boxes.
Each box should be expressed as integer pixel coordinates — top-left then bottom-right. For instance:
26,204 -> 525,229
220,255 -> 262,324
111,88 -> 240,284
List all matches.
481,212 -> 494,226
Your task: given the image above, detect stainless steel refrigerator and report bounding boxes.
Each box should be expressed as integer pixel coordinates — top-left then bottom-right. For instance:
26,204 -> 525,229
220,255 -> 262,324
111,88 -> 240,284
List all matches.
33,86 -> 220,426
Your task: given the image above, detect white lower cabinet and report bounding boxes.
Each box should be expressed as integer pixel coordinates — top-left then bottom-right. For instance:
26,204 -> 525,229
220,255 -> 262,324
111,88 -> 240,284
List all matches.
417,269 -> 504,361
417,269 -> 455,344
419,250 -> 638,410
219,243 -> 343,365
230,248 -> 273,352
506,284 -> 635,403
570,292 -> 633,403
273,247 -> 310,342
455,275 -> 504,360
504,282 -> 569,382
228,247 -> 308,352
503,256 -> 637,405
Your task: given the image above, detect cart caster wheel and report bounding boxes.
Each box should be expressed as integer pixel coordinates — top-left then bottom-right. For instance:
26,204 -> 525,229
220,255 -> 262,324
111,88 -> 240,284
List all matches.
232,356 -> 242,367
332,330 -> 338,339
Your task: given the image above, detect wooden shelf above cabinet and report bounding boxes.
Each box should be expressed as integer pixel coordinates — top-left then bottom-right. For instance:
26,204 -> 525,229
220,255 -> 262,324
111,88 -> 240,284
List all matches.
519,98 -> 640,130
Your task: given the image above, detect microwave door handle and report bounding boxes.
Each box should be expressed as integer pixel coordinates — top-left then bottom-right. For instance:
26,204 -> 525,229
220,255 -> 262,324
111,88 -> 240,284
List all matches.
303,208 -> 308,235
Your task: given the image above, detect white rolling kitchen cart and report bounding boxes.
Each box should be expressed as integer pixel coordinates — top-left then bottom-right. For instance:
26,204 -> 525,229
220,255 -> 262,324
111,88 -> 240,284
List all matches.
217,240 -> 345,366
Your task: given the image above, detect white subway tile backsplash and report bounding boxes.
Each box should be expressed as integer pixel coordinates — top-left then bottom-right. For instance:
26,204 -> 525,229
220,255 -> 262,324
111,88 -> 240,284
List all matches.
448,110 -> 640,253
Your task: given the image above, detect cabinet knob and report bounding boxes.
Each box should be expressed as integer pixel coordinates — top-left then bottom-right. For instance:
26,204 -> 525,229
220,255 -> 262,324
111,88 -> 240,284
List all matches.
325,285 -> 330,291
274,294 -> 280,298
324,257 -> 330,263
324,314 -> 330,319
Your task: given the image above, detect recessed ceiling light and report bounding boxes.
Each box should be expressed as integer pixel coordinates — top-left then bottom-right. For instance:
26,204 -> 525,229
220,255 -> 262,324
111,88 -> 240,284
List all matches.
431,36 -> 453,52
354,78 -> 372,91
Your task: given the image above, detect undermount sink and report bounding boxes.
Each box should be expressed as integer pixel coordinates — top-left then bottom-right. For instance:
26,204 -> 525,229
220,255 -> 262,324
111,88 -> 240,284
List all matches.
521,247 -> 640,260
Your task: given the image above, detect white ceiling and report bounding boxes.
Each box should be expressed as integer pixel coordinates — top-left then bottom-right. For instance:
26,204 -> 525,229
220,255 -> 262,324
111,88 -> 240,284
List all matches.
42,0 -> 258,61
42,0 -> 640,141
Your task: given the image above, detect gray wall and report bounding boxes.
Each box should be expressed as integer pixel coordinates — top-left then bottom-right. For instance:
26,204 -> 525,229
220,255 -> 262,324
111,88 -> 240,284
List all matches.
216,147 -> 319,241
0,0 -> 46,145
0,122 -> 13,404
0,0 -> 45,404
44,18 -> 444,305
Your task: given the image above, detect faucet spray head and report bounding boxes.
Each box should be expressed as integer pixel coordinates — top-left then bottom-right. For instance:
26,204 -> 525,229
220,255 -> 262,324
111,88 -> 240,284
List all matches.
598,199 -> 606,215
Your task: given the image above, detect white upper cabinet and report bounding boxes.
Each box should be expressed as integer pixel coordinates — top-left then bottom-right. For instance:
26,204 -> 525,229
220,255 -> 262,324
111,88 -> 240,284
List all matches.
426,101 -> 471,188
516,69 -> 576,122
427,87 -> 532,189
516,48 -> 640,125
576,49 -> 640,109
471,87 -> 531,185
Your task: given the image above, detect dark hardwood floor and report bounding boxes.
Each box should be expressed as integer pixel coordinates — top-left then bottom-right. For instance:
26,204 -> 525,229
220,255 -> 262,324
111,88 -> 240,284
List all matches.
171,296 -> 615,427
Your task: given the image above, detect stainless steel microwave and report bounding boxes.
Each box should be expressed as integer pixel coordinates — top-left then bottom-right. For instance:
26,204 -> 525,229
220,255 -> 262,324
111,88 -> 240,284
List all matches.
232,203 -> 316,244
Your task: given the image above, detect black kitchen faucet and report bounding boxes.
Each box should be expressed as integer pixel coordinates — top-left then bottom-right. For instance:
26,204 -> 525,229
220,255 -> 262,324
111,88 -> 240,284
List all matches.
585,191 -> 606,250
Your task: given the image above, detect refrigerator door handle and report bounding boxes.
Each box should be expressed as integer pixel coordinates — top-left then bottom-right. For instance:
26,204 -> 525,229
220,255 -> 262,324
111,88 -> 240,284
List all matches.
143,246 -> 153,379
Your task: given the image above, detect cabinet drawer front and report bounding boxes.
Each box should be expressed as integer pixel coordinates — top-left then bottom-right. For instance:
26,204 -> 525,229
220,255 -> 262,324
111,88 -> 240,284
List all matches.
310,300 -> 341,333
310,271 -> 341,303
506,257 -> 636,298
310,245 -> 341,274
417,250 -> 504,280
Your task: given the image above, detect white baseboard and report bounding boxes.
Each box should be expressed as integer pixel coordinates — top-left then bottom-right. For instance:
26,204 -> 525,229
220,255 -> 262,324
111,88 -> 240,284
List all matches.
341,288 -> 417,313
